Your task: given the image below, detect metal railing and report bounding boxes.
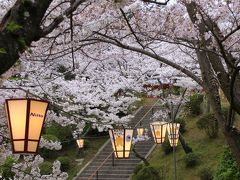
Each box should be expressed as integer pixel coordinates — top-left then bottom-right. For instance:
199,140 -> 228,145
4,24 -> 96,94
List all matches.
87,100 -> 160,180
87,151 -> 113,180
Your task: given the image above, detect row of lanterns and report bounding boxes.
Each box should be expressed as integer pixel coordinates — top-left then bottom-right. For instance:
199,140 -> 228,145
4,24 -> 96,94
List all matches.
4,98 -> 179,158
109,122 -> 180,158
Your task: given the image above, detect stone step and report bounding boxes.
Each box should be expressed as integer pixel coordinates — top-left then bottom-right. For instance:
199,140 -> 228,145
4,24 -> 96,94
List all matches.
76,105 -> 157,180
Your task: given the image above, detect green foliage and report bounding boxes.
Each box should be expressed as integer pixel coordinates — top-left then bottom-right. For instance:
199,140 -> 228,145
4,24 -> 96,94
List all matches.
186,93 -> 204,116
0,156 -> 16,179
134,163 -> 144,175
6,21 -> 22,33
162,139 -> 173,155
39,161 -> 52,175
0,48 -> 7,54
197,113 -> 218,138
39,148 -> 57,159
214,147 -> 240,180
57,156 -> 71,171
132,164 -> 162,180
57,65 -> 68,73
64,72 -> 76,81
175,117 -> 186,133
198,167 -> 213,180
84,123 -> 108,137
17,37 -> 26,49
45,122 -> 73,144
184,152 -> 200,168
39,135 -> 60,158
221,106 -> 229,120
42,134 -> 60,142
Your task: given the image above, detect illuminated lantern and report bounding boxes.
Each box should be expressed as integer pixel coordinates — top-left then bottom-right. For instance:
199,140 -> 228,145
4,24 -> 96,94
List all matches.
137,127 -> 144,138
109,128 -> 133,158
5,98 -> 49,154
167,123 -> 180,147
76,138 -> 84,149
150,121 -> 168,144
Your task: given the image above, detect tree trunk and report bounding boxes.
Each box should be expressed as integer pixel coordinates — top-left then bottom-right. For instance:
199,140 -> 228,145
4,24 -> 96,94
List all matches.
0,0 -> 53,75
196,49 -> 240,165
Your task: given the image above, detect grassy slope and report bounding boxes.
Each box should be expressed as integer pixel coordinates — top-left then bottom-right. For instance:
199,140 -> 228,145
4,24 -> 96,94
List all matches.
148,116 -> 225,180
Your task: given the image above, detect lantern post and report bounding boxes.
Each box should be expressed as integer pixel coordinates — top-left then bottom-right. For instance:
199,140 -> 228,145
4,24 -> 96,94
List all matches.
76,138 -> 84,157
5,98 -> 49,154
167,103 -> 180,180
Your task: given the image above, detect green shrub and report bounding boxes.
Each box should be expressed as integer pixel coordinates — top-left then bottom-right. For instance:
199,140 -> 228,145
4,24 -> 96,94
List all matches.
39,134 -> 60,158
0,156 -> 16,179
186,93 -> 203,116
42,134 -> 60,142
84,123 -> 108,137
57,156 -> 71,171
175,117 -> 186,133
64,72 -> 76,80
162,140 -> 173,155
132,165 -> 162,180
45,122 -> 73,145
221,106 -> 229,120
197,113 -> 218,138
134,163 -> 144,175
39,148 -> 57,159
39,161 -> 52,175
184,152 -> 200,168
83,139 -> 90,149
198,167 -> 213,180
214,147 -> 240,180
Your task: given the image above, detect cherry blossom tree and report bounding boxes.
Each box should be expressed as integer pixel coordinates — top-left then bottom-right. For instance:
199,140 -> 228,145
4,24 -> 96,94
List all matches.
1,0 -> 240,177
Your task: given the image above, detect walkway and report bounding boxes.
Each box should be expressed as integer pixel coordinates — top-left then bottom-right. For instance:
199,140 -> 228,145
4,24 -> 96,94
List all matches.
75,103 -> 160,180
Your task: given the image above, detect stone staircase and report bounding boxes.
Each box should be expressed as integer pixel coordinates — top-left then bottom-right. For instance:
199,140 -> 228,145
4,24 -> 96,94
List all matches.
75,105 -> 160,180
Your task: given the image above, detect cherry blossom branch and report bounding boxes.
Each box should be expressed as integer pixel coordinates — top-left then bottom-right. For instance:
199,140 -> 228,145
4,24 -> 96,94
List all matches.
86,34 -> 203,85
119,8 -> 145,49
41,0 -> 88,37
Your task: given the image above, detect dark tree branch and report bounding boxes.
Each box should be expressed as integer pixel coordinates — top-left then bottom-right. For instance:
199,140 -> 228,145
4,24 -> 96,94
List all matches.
119,8 -> 145,49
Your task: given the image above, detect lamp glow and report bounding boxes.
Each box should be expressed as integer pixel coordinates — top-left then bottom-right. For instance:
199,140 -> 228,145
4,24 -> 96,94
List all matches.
5,98 -> 49,154
76,138 -> 84,149
109,128 -> 133,158
137,127 -> 144,137
150,121 -> 168,144
167,123 -> 180,147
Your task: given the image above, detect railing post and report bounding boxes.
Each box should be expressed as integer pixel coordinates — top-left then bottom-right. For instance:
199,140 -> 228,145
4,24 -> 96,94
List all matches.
96,171 -> 98,180
112,152 -> 115,167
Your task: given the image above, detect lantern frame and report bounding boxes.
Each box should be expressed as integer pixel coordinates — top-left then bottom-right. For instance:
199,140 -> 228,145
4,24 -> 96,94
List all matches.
167,123 -> 180,147
137,127 -> 144,138
150,121 -> 168,144
76,138 -> 84,149
109,128 -> 133,159
5,98 -> 49,154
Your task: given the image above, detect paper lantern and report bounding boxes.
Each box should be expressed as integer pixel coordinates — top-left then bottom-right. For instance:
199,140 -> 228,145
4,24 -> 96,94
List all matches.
109,128 -> 133,158
5,98 -> 49,154
150,121 -> 168,144
167,123 -> 180,147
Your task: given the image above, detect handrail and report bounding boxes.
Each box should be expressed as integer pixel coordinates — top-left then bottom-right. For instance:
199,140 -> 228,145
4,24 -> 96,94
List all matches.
87,151 -> 113,180
87,99 -> 161,179
133,99 -> 160,129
